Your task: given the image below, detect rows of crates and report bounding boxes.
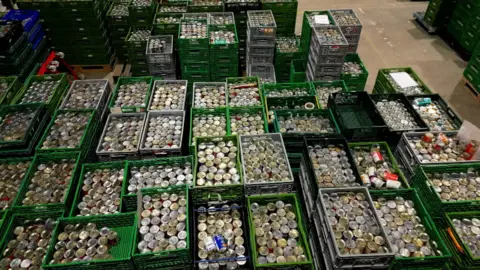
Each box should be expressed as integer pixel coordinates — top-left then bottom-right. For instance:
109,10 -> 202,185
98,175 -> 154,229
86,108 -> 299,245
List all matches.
0,62 -> 478,269
0,10 -> 48,81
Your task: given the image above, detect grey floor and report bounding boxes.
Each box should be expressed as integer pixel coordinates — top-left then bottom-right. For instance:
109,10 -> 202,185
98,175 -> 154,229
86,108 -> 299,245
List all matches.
296,0 -> 480,127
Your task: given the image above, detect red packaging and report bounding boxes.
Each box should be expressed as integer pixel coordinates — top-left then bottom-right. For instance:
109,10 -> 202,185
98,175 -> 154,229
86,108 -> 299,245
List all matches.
383,172 -> 399,181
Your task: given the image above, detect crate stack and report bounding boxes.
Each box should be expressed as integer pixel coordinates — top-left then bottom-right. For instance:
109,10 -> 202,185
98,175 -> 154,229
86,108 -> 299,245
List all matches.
330,9 -> 362,53
260,0 -> 297,35
447,0 -> 480,54
108,3 -> 131,62
0,10 -> 48,80
418,0 -> 457,31
306,25 -> 348,82
19,0 -> 111,65
246,10 -> 276,82
178,13 -> 210,85
128,0 -> 156,28
463,44 -> 480,92
126,28 -> 151,76
146,35 -> 176,79
300,11 -> 336,61
224,0 -> 261,75
209,12 -> 239,81
274,36 -> 302,82
341,53 -> 369,91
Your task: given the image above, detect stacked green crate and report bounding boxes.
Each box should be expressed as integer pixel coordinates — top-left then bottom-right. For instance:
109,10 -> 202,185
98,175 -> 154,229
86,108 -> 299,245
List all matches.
0,32 -> 34,78
224,0 -> 261,75
209,13 -> 239,81
274,36 -> 302,82
179,13 -> 210,83
423,0 -> 457,29
299,10 -> 336,60
289,59 -> 306,82
108,2 -> 130,61
261,0 -> 298,35
447,0 -> 480,53
341,53 -> 368,91
20,0 -> 112,65
463,42 -> 480,93
126,27 -> 151,76
128,0 -> 156,27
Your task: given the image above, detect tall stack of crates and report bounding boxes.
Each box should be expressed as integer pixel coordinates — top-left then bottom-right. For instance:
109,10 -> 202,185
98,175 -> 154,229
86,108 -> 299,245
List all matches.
20,0 -> 112,65
260,0 -> 297,35
447,0 -> 480,54
146,35 -> 176,79
126,28 -> 151,76
179,13 -> 210,86
330,9 -> 362,53
246,10 -> 276,77
463,44 -> 480,93
306,25 -> 348,82
274,36 -> 302,82
128,0 -> 156,28
0,10 -> 48,80
108,3 -> 130,62
209,12 -> 239,81
299,11 -> 336,61
422,0 -> 457,30
224,0 -> 261,75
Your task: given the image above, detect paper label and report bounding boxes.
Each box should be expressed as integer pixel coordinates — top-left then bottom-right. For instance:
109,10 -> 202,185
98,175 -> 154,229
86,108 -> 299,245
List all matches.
314,15 -> 330,25
390,72 -> 419,88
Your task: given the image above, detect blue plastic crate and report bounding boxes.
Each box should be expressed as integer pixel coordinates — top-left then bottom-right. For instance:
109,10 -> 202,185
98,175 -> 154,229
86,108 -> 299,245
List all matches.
31,29 -> 44,50
3,10 -> 40,32
27,20 -> 42,42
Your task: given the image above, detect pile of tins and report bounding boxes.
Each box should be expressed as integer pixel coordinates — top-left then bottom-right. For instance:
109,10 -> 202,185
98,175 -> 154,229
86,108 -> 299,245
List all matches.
0,10 -> 47,81
17,0 -> 112,66
0,63 -> 473,270
107,0 -> 157,63
274,36 -> 303,82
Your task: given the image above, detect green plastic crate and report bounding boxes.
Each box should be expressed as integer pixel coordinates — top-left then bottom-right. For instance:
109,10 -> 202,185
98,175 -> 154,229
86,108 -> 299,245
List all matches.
209,24 -> 239,51
157,3 -> 188,13
43,213 -> 137,270
0,103 -> 45,148
108,76 -> 153,113
125,26 -> 152,51
192,135 -> 244,203
273,109 -> 340,136
247,193 -> 313,269
348,141 -> 409,189
341,53 -> 368,86
265,95 -> 320,119
152,13 -> 181,35
0,77 -> 19,105
122,155 -> 194,212
35,109 -> 98,157
12,73 -> 69,114
369,189 -> 450,269
178,17 -> 209,50
14,152 -> 82,213
0,157 -> 34,210
310,80 -> 350,107
187,0 -> 224,13
226,76 -> 262,108
69,161 -> 127,217
444,211 -> 480,268
289,59 -> 306,83
229,106 -> 269,135
375,67 -> 433,95
129,0 -> 157,18
132,185 -> 190,269
107,3 -> 130,26
275,36 -> 302,63
412,163 -> 480,219
189,107 -> 229,151
0,210 -> 64,266
261,82 -> 315,100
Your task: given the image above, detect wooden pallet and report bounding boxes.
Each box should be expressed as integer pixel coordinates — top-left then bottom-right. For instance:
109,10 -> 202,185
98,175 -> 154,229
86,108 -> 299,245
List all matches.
461,76 -> 480,103
112,61 -> 131,83
71,64 -> 112,74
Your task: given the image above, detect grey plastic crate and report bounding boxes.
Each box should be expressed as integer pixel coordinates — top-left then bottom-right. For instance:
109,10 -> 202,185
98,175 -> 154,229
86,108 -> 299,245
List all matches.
299,158 -> 316,220
240,133 -> 294,195
208,12 -> 235,25
309,215 -> 334,270
192,82 -> 228,109
247,64 -> 276,84
247,44 -> 275,56
60,80 -> 111,115
347,43 -> 358,53
139,110 -> 185,158
183,12 -> 209,21
247,10 -> 277,39
246,50 -> 274,65
306,64 -> 341,82
316,187 -> 395,268
330,9 -> 363,35
308,47 -> 345,66
247,30 -> 276,47
148,80 -> 187,111
146,35 -> 174,66
310,25 -> 348,56
345,34 -> 360,44
307,61 -> 343,76
395,131 -> 480,175
96,113 -> 146,161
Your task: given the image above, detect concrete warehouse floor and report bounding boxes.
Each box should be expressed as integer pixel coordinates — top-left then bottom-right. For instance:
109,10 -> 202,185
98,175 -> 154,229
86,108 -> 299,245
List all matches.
295,0 -> 480,128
